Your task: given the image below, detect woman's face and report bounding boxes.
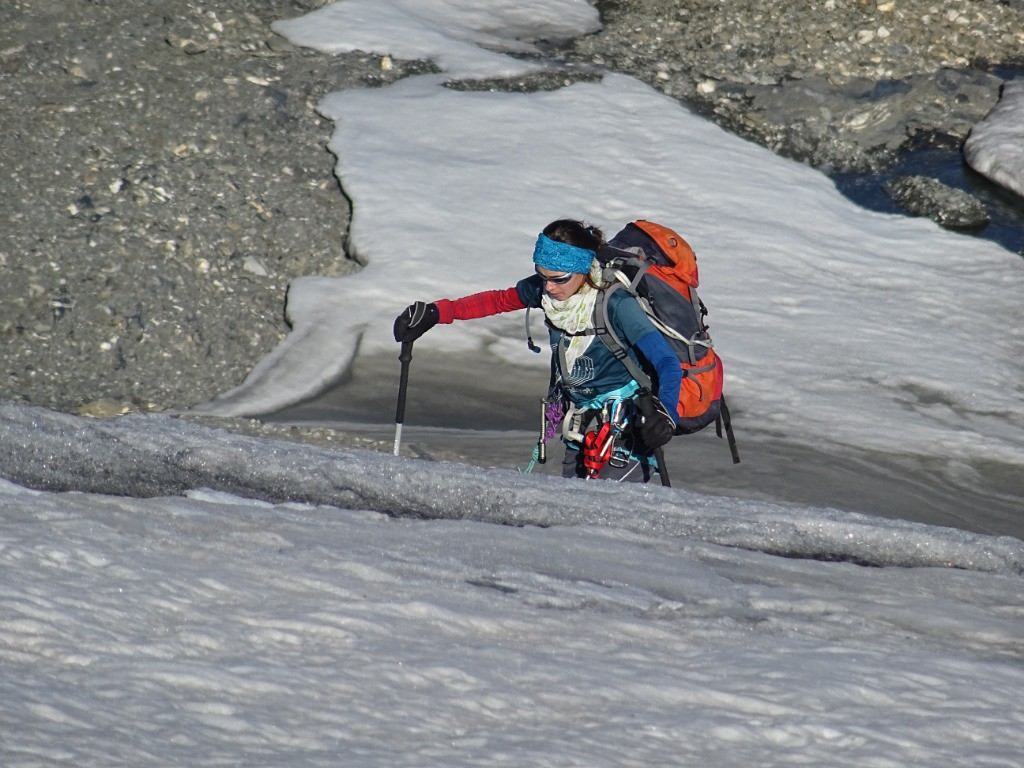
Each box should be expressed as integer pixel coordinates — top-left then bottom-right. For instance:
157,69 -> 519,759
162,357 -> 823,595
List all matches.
536,267 -> 586,301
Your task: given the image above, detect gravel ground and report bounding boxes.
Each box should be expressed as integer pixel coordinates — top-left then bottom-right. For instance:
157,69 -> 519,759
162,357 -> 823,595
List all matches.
562,0 -> 1024,172
2,0 -> 1022,430
0,0 -> 429,417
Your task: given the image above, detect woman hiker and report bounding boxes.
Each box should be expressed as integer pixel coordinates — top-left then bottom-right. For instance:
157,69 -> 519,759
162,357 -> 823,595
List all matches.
393,218 -> 681,483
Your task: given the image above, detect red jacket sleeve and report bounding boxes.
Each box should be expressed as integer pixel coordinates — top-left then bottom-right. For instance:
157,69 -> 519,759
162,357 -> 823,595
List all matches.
435,287 -> 526,323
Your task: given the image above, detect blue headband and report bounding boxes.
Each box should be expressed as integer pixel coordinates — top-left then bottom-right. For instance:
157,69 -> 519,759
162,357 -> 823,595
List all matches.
532,233 -> 596,275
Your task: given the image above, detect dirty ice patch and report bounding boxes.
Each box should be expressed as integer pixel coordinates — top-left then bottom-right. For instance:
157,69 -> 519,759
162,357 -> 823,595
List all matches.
965,78 -> 1024,199
271,0 -> 600,79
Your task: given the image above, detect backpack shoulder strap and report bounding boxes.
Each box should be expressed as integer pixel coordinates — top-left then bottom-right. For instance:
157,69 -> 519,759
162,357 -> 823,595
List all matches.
593,283 -> 654,392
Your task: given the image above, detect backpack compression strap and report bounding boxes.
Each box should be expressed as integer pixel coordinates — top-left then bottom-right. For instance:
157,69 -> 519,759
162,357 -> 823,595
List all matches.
595,278 -> 718,386
598,259 -> 716,370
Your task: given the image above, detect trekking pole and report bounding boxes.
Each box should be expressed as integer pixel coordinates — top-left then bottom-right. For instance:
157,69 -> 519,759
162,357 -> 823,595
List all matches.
393,340 -> 414,456
654,447 -> 671,487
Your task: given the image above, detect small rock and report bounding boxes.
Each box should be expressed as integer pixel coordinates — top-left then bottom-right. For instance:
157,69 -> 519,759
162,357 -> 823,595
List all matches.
243,256 -> 269,276
78,399 -> 137,418
884,175 -> 990,230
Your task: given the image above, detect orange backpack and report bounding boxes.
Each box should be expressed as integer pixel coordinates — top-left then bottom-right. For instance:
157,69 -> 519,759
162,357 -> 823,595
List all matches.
595,220 -> 739,463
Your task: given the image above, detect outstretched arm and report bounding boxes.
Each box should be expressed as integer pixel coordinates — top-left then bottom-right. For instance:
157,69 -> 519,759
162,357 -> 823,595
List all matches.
435,287 -> 526,323
394,287 -> 526,343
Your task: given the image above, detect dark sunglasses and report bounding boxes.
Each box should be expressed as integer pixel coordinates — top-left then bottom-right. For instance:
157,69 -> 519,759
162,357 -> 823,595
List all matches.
536,270 -> 576,285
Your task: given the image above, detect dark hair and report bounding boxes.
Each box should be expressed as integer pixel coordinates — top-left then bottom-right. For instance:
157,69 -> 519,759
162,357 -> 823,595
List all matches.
543,219 -> 604,251
542,218 -> 604,290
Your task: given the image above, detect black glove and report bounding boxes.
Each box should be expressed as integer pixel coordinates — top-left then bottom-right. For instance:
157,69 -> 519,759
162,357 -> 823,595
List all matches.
635,391 -> 675,450
393,301 -> 439,343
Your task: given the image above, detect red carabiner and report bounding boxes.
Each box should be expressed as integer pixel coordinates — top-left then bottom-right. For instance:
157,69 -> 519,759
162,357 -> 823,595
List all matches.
581,422 -> 615,479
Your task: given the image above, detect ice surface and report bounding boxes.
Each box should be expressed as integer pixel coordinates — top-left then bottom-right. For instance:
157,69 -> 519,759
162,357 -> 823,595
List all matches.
965,79 -> 1024,199
2,402 -> 1021,574
273,0 -> 599,78
2,405 -> 1023,766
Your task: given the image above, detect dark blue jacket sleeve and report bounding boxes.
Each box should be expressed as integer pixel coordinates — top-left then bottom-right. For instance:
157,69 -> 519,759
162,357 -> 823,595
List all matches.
636,331 -> 681,424
515,274 -> 545,308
